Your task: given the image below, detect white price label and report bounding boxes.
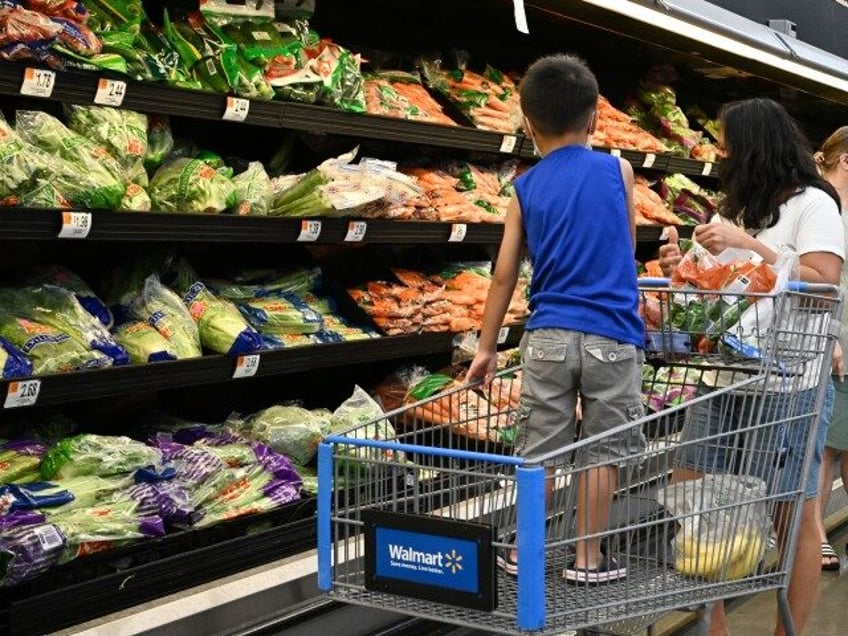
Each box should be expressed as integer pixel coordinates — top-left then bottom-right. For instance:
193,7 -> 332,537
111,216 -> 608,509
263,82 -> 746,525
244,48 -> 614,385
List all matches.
58,212 -> 92,239
298,219 -> 322,242
610,148 -> 622,158
94,78 -> 126,106
701,162 -> 713,176
34,525 -> 63,550
497,326 -> 510,344
4,379 -> 41,409
642,153 -> 656,168
448,223 -> 468,243
223,96 -> 250,122
499,134 -> 517,153
513,0 -> 529,33
233,354 -> 260,379
20,68 -> 55,97
345,220 -> 367,242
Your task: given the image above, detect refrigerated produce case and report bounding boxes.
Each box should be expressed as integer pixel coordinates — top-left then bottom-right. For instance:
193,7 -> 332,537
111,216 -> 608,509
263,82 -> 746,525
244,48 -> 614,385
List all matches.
1,1 -> 847,634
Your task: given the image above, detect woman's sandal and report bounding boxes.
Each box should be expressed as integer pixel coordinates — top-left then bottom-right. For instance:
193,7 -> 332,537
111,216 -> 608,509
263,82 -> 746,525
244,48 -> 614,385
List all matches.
821,542 -> 840,571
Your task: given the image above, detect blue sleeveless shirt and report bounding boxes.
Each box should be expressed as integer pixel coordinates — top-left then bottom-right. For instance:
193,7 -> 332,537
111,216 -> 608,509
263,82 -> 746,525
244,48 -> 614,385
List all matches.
514,145 -> 644,347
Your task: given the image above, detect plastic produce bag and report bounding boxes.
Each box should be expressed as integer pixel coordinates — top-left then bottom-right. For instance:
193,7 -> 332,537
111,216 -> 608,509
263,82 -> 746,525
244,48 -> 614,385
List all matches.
51,16 -> 101,56
0,521 -> 65,587
149,158 -> 238,214
0,6 -> 63,47
0,313 -> 111,375
144,115 -> 173,171
0,285 -> 129,365
25,265 -> 113,329
0,337 -> 32,381
113,321 -> 178,364
119,182 -> 151,211
0,439 -> 45,484
237,294 -> 322,335
232,161 -> 273,216
125,275 -> 202,359
208,267 -> 321,300
328,386 -> 398,469
657,474 -> 769,581
40,434 -> 162,480
165,261 -> 261,355
240,405 -> 324,465
65,104 -> 148,186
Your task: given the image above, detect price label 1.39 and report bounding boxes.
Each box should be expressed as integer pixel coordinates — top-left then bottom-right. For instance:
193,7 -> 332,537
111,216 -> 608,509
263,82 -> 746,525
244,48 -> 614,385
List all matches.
58,212 -> 92,239
4,379 -> 41,409
94,78 -> 127,107
298,219 -> 322,242
20,68 -> 56,98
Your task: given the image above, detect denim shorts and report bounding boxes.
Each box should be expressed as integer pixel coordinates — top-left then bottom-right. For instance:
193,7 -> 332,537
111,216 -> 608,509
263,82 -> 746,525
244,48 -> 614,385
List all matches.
674,378 -> 834,500
515,328 -> 647,465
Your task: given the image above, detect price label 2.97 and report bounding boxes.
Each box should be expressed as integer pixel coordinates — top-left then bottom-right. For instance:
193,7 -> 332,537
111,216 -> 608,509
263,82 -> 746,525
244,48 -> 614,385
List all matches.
94,78 -> 127,107
20,68 -> 56,98
298,219 -> 322,242
223,96 -> 250,122
345,220 -> 367,242
233,354 -> 260,379
58,212 -> 92,239
448,223 -> 468,243
4,380 -> 41,409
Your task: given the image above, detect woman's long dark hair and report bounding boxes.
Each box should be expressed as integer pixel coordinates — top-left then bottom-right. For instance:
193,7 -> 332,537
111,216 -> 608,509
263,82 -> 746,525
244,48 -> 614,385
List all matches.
718,98 -> 840,230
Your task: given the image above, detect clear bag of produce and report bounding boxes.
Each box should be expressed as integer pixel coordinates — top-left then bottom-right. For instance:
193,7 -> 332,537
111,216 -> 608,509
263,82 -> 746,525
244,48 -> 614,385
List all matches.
125,275 -> 202,359
0,337 -> 32,381
237,293 -> 322,335
40,434 -> 162,480
239,405 -> 325,465
232,161 -> 273,216
25,265 -> 113,329
113,321 -> 178,364
149,157 -> 238,214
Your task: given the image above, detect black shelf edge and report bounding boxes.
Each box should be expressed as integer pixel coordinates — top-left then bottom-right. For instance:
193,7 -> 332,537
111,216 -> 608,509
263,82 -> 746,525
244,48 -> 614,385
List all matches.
636,225 -> 695,242
0,209 -> 506,244
0,62 -> 526,158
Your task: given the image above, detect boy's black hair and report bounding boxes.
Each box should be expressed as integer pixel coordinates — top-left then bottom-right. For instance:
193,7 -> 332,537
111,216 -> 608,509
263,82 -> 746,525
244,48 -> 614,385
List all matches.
519,54 -> 598,136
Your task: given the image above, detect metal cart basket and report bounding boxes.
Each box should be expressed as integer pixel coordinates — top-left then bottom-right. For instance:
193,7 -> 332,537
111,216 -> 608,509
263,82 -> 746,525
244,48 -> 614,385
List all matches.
318,281 -> 840,635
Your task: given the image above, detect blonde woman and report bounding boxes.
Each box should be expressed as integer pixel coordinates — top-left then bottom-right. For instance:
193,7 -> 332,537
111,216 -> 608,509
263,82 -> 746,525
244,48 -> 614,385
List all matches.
814,126 -> 848,570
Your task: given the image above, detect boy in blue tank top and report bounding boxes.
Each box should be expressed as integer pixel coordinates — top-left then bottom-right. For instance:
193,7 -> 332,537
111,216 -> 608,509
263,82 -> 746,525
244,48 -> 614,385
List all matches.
467,55 -> 646,584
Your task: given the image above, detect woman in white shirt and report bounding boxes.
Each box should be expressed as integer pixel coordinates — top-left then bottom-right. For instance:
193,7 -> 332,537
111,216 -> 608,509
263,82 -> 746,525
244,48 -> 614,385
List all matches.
660,98 -> 844,636
813,126 -> 848,571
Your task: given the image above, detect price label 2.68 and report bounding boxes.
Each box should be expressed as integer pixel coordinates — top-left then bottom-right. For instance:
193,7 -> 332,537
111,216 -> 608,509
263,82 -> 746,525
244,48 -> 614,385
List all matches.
233,354 -> 260,379
4,379 -> 41,409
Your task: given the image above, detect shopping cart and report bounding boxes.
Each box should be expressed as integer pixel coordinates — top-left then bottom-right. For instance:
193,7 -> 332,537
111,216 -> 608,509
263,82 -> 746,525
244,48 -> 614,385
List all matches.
317,281 -> 840,635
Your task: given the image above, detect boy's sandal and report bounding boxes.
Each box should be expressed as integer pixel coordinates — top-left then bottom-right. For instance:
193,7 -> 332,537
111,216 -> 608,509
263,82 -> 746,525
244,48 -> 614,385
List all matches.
822,542 -> 840,571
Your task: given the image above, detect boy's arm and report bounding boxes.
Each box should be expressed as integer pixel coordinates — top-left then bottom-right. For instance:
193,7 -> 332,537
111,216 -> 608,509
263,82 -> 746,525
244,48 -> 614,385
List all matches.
466,196 -> 524,383
619,158 -> 636,252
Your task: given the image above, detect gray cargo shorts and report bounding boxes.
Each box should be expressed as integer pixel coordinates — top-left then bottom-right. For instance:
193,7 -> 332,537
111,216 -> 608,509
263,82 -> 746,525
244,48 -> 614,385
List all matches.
515,328 -> 647,465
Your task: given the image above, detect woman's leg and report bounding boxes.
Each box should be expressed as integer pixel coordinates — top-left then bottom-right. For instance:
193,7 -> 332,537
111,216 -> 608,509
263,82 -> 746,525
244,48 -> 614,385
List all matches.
774,499 -> 822,636
817,447 -> 840,568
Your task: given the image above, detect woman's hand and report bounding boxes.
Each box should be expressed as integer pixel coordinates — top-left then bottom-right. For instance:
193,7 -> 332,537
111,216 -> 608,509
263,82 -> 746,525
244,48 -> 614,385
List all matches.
693,223 -> 752,254
833,341 -> 844,381
658,225 -> 682,277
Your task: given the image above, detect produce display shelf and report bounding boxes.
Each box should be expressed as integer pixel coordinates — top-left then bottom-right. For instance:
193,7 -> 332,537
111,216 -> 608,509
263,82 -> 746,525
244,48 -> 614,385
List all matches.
0,327 -> 525,410
0,501 -> 317,636
0,208 -> 690,243
0,209 -> 508,244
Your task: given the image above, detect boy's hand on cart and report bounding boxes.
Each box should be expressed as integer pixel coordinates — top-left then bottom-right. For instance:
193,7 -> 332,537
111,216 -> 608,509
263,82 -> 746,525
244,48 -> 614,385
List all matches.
659,225 -> 682,276
693,223 -> 752,254
466,350 -> 497,388
833,341 -> 844,381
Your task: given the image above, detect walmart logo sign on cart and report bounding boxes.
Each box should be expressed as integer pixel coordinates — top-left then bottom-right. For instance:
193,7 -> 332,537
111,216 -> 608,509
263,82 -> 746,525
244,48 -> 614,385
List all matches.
375,527 -> 479,593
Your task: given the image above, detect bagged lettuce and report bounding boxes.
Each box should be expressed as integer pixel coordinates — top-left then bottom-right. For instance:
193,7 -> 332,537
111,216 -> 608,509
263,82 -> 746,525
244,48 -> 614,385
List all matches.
125,275 -> 202,359
40,434 -> 161,480
25,265 -> 113,329
0,521 -> 65,587
239,405 -> 324,465
0,286 -> 129,365
149,158 -> 238,214
237,294 -> 322,335
0,314 -> 111,375
165,261 -> 261,355
208,267 -> 321,300
65,104 -> 149,186
0,440 -> 44,484
120,183 -> 151,211
145,115 -> 173,171
0,337 -> 32,380
113,321 -> 178,364
232,161 -> 272,216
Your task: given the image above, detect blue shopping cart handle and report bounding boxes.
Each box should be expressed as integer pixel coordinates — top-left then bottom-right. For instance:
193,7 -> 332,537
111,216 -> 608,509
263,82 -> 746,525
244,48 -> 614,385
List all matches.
638,277 -> 671,288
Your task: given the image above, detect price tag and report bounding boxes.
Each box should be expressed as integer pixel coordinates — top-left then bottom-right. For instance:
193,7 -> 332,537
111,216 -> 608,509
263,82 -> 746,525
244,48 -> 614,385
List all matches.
20,68 -> 56,97
233,354 -> 260,379
499,134 -> 517,153
4,379 -> 41,409
58,212 -> 92,239
701,162 -> 713,176
345,220 -> 367,242
513,0 -> 529,33
448,223 -> 467,243
642,153 -> 656,168
497,326 -> 510,344
223,96 -> 250,122
94,78 -> 126,106
609,148 -> 622,158
298,219 -> 322,242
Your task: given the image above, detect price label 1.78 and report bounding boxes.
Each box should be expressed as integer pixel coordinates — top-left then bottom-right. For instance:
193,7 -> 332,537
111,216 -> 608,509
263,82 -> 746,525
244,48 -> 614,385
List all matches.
345,220 -> 367,242
20,68 -> 56,98
223,96 -> 250,122
4,379 -> 41,409
298,219 -> 322,242
58,212 -> 92,239
233,354 -> 260,379
448,223 -> 468,243
94,78 -> 127,107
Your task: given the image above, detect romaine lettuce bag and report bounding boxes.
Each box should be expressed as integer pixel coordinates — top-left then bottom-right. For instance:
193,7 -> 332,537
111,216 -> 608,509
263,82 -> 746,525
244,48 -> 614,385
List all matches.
149,158 -> 237,213
125,275 -> 202,359
0,336 -> 32,380
232,161 -> 272,216
237,294 -> 322,335
0,522 -> 65,587
239,405 -> 324,465
120,183 -> 152,211
40,434 -> 162,480
25,265 -> 113,329
113,321 -> 178,364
